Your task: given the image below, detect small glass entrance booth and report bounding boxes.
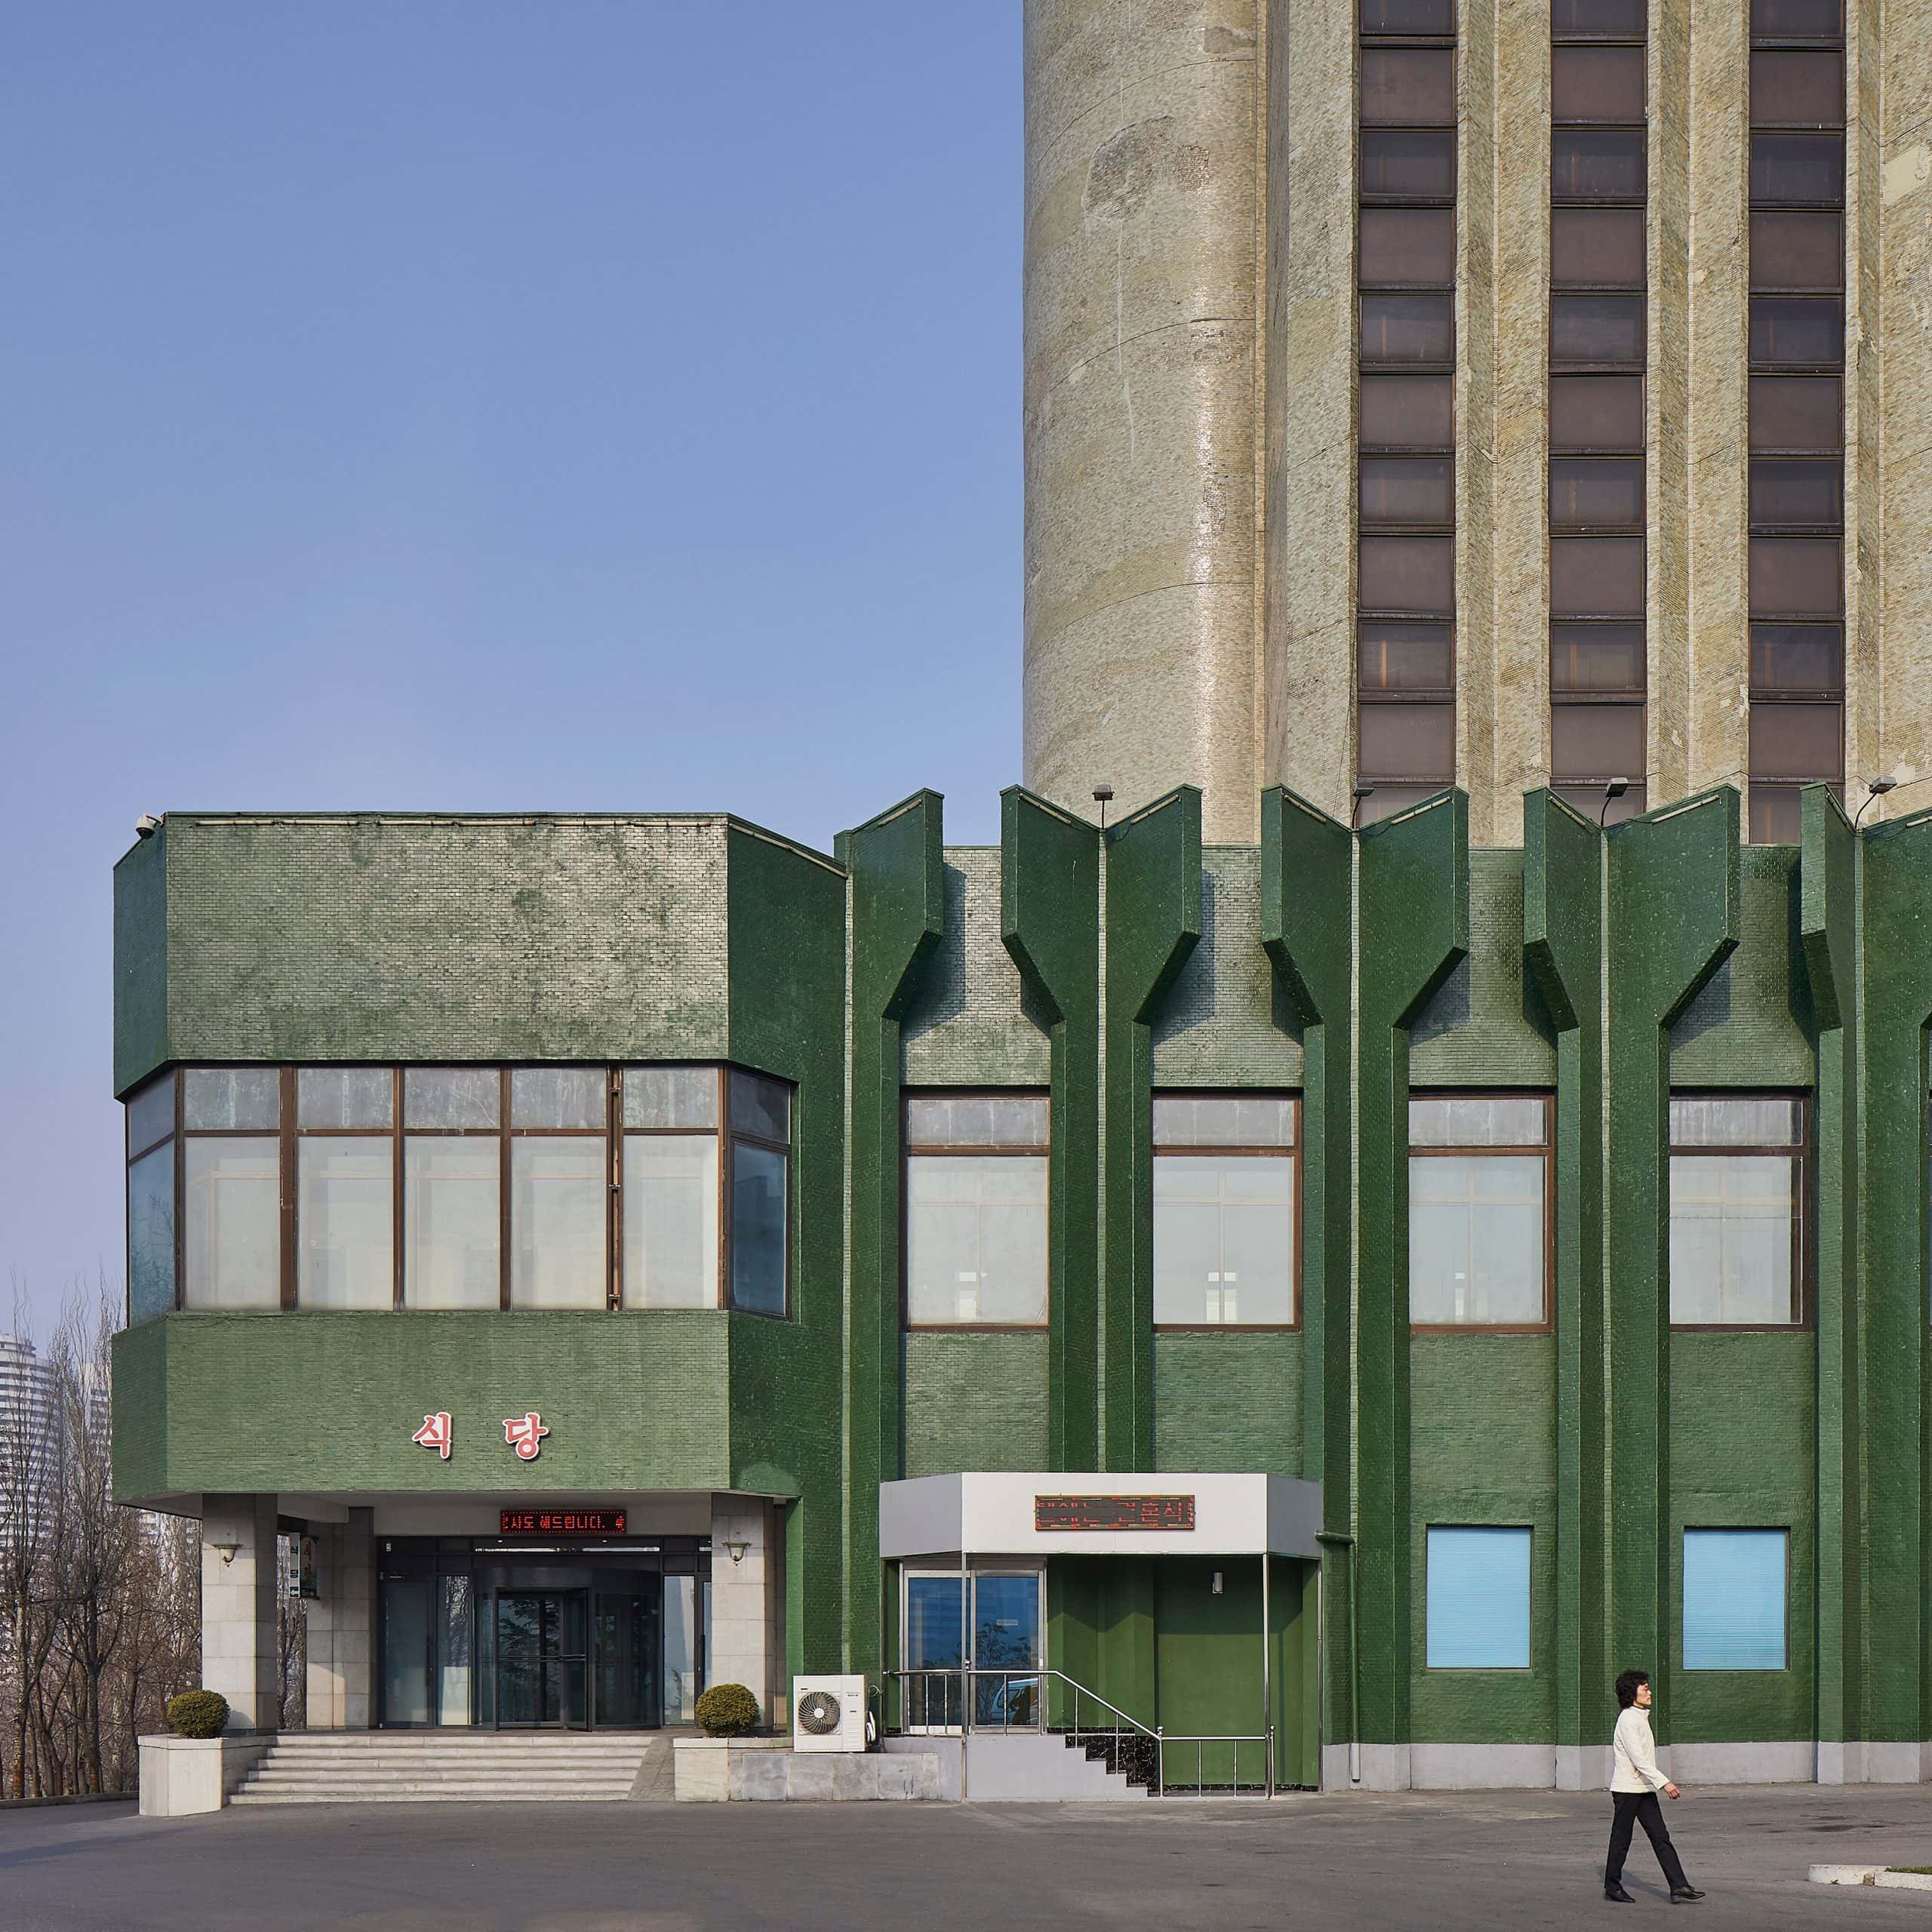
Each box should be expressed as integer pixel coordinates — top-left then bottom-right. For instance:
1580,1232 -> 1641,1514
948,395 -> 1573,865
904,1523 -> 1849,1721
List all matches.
377,1532 -> 710,1729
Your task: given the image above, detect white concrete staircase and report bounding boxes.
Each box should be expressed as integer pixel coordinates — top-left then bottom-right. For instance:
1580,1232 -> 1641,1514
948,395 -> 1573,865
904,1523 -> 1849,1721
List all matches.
229,1730 -> 655,1804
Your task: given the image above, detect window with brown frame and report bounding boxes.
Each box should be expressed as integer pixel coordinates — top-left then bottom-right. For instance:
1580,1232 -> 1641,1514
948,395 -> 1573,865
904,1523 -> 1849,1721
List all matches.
1153,1094 -> 1299,1328
1357,0 -> 1457,822
1669,1094 -> 1808,1327
1748,1 -> 1844,843
124,1062 -> 793,1321
903,1093 -> 1049,1328
1409,1095 -> 1552,1328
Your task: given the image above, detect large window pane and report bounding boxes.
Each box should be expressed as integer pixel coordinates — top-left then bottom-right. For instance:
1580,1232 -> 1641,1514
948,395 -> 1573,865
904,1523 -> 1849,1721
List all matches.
127,1074 -> 175,1156
1549,457 -> 1643,529
183,1069 -> 279,1132
1359,534 -> 1454,614
1683,1531 -> 1787,1672
1749,536 -> 1842,617
1749,376 -> 1842,452
1552,624 -> 1646,694
1358,701 -> 1455,782
906,1094 -> 1049,1149
1552,702 -> 1646,783
1426,1528 -> 1531,1669
1411,1155 -> 1546,1324
1750,624 -> 1842,693
623,1134 -> 719,1309
1551,209 -> 1646,289
1669,1154 -> 1799,1323
380,1572 -> 433,1726
1359,130 -> 1456,202
1669,1096 -> 1803,1146
907,1155 -> 1048,1325
1153,1157 -> 1294,1326
298,1137 -> 393,1309
1749,212 -> 1842,292
1360,623 -> 1455,694
1361,457 -> 1454,528
1750,133 -> 1844,206
1555,0 -> 1647,33
1153,1095 -> 1295,1148
1751,0 -> 1842,38
1550,376 -> 1644,453
1361,0 -> 1455,29
298,1069 -> 393,1131
1552,130 -> 1646,203
128,1143 -> 176,1324
1750,458 -> 1842,529
729,1071 -> 791,1145
1552,46 -> 1645,124
404,1139 -> 500,1309
1411,1097 -> 1549,1146
510,1137 -> 605,1309
1361,294 -> 1454,365
509,1067 -> 606,1131
183,1137 -> 281,1309
731,1142 -> 789,1314
1552,537 -> 1645,617
664,1574 -> 701,1726
1359,373 -> 1454,451
1749,297 -> 1843,369
1360,48 -> 1456,126
1749,785 -> 1807,846
1752,51 -> 1844,128
405,1068 -> 500,1130
1750,701 -> 1842,781
1358,208 -> 1457,290
623,1066 -> 718,1131
1551,294 -> 1644,368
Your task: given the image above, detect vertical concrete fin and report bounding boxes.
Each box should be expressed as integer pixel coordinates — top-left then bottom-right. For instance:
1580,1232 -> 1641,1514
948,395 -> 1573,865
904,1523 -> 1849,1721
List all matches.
1355,788 -> 1469,1748
1103,786 -> 1203,1471
1001,786 -> 1102,1470
1604,785 -> 1740,1740
1524,788 -> 1609,1763
835,791 -> 946,1681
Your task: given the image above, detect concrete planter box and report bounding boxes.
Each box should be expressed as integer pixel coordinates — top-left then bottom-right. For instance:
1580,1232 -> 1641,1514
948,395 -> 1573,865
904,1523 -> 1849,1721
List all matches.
672,1737 -> 941,1803
138,1734 -> 275,1817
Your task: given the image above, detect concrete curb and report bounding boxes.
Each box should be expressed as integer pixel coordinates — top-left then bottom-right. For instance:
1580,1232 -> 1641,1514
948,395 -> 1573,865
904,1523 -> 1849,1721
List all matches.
1810,1866 -> 1932,1891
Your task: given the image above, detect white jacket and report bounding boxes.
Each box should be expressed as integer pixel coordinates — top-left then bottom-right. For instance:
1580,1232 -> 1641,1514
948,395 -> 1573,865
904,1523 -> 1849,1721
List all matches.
1612,1706 -> 1669,1794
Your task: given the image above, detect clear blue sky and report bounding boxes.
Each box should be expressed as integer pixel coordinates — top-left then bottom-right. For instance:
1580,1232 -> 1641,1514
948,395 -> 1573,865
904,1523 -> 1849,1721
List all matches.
0,4 -> 1021,1334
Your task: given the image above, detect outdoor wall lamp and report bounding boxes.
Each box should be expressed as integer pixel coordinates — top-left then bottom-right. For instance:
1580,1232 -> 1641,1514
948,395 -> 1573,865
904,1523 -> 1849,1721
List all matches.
1856,774 -> 1898,827
211,1542 -> 240,1566
1599,777 -> 1629,829
723,1541 -> 749,1566
1351,783 -> 1376,829
1092,783 -> 1114,830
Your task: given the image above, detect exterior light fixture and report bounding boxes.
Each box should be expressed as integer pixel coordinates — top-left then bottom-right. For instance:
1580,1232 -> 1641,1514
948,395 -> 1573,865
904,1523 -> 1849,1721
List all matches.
1211,1571 -> 1224,1596
211,1542 -> 241,1566
724,1541 -> 749,1567
1351,783 -> 1376,829
1857,775 -> 1898,828
1599,777 -> 1629,829
134,814 -> 162,838
1092,784 -> 1114,830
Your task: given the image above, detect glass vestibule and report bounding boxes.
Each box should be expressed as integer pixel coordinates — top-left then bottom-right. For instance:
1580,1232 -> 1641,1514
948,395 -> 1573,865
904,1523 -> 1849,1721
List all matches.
377,1537 -> 709,1729
901,1566 -> 1044,1732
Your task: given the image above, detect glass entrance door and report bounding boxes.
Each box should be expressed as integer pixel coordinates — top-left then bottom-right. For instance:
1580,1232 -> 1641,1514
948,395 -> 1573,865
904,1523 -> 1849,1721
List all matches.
494,1592 -> 588,1728
592,1589 -> 661,1728
903,1573 -> 964,1731
971,1572 -> 1042,1728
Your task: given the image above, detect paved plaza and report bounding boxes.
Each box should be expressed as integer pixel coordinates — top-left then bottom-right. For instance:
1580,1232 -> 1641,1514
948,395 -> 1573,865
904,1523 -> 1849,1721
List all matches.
5,1784 -> 1932,1930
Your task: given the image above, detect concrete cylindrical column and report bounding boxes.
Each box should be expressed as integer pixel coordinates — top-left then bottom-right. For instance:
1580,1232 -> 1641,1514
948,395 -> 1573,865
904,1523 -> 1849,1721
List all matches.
1023,0 -> 1262,844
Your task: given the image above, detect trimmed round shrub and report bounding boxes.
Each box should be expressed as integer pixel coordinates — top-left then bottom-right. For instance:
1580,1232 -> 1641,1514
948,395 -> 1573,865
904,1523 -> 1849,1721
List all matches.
165,1690 -> 230,1739
694,1682 -> 759,1738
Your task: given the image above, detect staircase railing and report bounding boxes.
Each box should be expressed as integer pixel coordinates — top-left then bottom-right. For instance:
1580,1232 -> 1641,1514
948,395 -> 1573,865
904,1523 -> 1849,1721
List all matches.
882,1667 -> 1272,1798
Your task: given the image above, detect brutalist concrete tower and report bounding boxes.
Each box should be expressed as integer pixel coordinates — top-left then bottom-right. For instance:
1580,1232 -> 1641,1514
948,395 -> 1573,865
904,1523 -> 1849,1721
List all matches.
1023,0 -> 1932,847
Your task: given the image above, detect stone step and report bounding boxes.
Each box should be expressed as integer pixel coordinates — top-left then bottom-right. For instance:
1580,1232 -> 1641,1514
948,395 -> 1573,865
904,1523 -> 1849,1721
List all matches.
246,1769 -> 635,1786
263,1746 -> 646,1760
230,1789 -> 638,1805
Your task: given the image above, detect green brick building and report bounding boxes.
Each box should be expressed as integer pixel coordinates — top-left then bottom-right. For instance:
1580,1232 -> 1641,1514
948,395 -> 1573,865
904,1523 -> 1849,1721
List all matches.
110,781 -> 1932,1789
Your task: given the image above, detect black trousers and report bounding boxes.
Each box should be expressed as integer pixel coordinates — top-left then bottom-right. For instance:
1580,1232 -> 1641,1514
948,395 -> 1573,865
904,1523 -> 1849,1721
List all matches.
1606,1792 -> 1689,1891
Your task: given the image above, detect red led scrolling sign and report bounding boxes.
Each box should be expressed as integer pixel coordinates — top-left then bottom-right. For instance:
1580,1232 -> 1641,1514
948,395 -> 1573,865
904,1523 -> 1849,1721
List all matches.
1033,1494 -> 1196,1533
500,1509 -> 627,1536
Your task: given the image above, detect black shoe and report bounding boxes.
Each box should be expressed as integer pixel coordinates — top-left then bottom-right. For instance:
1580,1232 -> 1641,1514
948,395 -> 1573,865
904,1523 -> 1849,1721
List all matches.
1670,1888 -> 1706,1903
1604,1883 -> 1635,1902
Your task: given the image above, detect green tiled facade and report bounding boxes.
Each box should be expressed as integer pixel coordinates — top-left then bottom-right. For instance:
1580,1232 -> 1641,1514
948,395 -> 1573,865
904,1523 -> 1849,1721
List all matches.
112,783 -> 1932,1785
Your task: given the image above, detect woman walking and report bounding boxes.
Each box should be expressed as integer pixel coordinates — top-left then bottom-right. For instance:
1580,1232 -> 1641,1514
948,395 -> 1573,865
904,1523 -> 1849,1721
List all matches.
1605,1669 -> 1705,1904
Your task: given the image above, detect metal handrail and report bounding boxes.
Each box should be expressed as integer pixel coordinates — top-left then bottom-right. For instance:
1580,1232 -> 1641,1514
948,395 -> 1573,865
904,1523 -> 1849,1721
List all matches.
883,1667 -> 1273,1798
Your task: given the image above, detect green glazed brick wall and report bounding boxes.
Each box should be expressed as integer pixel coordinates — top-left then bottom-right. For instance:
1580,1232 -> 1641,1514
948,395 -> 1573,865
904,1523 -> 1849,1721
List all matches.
900,1333 -> 1049,1475
112,1312 -> 734,1503
113,832 -> 168,1094
117,814 -> 738,1092
901,849 -> 1051,1087
1670,845 -> 1813,1086
1411,851 -> 1557,1087
1152,1334 -> 1301,1475
1408,1335 -> 1558,1744
1669,1334 -> 1817,1742
1151,848 -> 1303,1088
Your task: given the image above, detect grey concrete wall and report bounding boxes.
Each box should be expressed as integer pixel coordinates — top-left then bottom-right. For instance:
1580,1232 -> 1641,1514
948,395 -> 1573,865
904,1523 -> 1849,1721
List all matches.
200,1495 -> 280,1731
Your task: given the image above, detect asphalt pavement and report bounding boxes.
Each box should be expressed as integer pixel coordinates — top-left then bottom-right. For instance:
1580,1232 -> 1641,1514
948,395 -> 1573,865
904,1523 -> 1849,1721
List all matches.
4,1781 -> 1930,1930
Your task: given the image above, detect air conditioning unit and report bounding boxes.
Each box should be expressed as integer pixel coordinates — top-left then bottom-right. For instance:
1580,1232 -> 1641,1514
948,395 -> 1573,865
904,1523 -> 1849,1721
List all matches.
792,1674 -> 869,1753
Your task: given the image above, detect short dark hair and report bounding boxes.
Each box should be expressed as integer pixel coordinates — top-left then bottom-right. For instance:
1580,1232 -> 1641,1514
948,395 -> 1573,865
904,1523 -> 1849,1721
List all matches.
1615,1669 -> 1650,1710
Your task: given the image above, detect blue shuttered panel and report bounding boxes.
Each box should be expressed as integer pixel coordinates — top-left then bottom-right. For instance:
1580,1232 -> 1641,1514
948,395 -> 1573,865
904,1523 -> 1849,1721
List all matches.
1681,1529 -> 1787,1670
1426,1527 -> 1532,1669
